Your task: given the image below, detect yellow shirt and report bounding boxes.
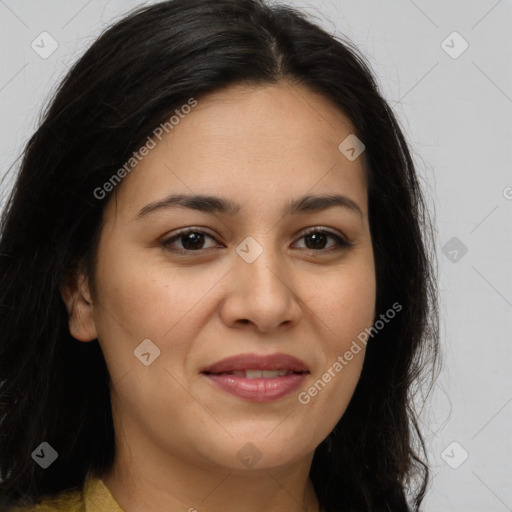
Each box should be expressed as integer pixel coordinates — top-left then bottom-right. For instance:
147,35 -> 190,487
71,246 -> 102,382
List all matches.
10,475 -> 123,512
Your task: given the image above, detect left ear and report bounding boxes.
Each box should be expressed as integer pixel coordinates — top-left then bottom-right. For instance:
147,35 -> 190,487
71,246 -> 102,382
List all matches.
60,269 -> 98,342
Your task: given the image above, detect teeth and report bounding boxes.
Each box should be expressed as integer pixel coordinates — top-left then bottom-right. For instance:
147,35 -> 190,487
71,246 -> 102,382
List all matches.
217,369 -> 294,378
245,369 -> 264,379
231,369 -> 290,378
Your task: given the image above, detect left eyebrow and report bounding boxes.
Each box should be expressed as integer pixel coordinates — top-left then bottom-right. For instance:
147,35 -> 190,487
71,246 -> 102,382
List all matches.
283,193 -> 364,220
135,193 -> 364,220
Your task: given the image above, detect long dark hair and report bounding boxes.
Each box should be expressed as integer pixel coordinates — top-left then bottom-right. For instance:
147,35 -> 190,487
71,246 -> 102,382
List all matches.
0,0 -> 439,510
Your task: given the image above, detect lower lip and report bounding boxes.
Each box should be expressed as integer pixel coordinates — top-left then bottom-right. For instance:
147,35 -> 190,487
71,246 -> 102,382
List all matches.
203,373 -> 308,402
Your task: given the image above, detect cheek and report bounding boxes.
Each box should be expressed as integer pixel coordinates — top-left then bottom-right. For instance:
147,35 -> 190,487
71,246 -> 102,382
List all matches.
92,250 -> 219,366
305,260 -> 376,345
298,258 -> 375,412
296,270 -> 374,433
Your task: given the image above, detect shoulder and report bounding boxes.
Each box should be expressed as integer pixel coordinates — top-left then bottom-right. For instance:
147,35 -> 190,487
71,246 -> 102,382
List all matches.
5,476 -> 122,512
7,476 -> 91,512
7,488 -> 84,512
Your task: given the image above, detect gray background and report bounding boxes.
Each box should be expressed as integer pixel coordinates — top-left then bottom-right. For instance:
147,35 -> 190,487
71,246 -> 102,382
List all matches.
1,1 -> 511,510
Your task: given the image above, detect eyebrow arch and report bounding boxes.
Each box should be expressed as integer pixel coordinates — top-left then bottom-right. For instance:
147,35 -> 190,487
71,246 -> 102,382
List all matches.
136,193 -> 364,220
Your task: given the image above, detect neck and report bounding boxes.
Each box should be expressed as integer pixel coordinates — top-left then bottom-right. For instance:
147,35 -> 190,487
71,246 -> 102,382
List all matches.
101,423 -> 320,512
102,451 -> 320,512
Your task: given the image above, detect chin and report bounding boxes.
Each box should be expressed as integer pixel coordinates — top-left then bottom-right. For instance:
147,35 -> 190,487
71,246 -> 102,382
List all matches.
190,428 -> 318,472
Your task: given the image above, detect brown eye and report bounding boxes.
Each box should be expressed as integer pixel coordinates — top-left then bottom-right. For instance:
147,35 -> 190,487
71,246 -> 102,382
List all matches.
293,228 -> 352,252
161,229 -> 219,252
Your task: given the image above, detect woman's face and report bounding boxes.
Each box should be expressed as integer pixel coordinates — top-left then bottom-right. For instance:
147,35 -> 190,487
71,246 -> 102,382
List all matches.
74,81 -> 376,472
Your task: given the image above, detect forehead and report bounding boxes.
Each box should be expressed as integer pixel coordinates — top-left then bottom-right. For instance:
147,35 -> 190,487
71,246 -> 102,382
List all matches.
107,81 -> 368,219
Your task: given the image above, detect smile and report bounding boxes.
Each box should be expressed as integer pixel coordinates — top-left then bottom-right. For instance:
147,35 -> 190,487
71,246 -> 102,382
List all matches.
201,353 -> 310,402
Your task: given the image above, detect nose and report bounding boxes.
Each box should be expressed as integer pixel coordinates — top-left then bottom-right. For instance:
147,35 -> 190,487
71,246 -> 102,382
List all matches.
219,243 -> 302,333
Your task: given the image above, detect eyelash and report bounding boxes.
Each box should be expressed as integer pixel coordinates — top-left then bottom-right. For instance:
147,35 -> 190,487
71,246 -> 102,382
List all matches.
160,227 -> 352,255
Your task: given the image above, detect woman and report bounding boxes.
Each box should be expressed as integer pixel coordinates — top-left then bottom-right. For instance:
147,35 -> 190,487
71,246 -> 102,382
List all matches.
0,0 -> 439,510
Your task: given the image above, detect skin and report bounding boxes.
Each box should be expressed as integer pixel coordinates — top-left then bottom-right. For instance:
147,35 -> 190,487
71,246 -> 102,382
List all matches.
61,80 -> 376,512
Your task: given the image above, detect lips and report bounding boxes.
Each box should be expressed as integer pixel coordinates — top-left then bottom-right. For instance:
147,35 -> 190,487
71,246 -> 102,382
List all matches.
201,353 -> 309,374
201,353 -> 309,402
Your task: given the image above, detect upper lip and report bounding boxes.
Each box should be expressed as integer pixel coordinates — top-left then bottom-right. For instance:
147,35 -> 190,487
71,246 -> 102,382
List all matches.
201,352 -> 310,374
